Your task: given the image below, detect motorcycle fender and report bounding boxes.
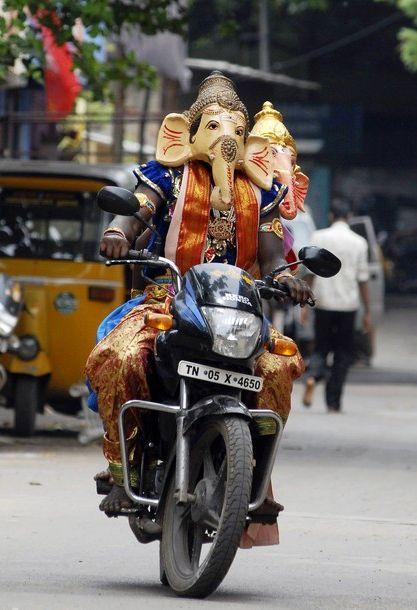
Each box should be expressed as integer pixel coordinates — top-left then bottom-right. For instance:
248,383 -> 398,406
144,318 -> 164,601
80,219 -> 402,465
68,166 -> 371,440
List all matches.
183,394 -> 252,435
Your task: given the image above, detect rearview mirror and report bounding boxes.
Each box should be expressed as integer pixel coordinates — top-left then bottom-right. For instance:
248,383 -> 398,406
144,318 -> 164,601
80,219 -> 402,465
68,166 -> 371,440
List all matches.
97,186 -> 138,216
298,246 -> 341,278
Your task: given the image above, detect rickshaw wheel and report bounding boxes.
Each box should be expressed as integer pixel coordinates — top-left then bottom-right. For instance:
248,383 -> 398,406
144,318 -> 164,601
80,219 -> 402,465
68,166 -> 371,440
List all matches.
13,375 -> 40,437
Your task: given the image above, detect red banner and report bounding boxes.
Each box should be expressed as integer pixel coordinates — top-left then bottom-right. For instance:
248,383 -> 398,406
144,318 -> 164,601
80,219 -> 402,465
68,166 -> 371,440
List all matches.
40,20 -> 81,115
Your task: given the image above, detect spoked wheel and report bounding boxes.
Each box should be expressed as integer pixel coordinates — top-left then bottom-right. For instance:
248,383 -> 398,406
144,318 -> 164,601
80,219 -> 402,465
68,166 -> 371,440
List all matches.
161,416 -> 253,598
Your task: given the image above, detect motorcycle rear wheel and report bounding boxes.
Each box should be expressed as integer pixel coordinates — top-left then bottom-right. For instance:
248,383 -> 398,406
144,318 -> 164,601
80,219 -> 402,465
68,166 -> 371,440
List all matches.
161,416 -> 253,598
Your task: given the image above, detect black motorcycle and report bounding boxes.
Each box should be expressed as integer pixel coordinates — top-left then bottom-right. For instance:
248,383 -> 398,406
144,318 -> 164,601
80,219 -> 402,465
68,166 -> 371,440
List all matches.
96,187 -> 341,598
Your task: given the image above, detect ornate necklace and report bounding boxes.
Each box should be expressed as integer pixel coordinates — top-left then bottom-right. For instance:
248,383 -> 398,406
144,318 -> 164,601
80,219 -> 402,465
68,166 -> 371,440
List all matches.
206,206 -> 236,260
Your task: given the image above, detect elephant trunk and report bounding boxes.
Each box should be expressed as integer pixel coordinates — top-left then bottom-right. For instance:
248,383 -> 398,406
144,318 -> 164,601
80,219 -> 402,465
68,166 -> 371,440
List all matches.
209,136 -> 239,211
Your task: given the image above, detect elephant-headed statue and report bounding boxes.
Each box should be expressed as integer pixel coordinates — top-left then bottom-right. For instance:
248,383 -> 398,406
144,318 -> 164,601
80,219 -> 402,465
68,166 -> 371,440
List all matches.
251,101 -> 309,220
156,71 -> 274,212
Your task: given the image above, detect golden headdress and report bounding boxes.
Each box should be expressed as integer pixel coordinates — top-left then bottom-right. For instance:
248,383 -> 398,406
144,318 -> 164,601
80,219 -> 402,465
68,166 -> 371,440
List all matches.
251,101 -> 296,152
187,71 -> 249,135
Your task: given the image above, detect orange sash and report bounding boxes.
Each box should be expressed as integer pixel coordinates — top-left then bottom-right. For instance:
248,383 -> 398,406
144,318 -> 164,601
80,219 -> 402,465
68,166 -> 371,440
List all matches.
174,162 -> 259,275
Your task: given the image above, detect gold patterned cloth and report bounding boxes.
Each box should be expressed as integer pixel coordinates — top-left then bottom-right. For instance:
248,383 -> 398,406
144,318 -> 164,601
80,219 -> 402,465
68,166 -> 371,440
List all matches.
85,295 -> 303,467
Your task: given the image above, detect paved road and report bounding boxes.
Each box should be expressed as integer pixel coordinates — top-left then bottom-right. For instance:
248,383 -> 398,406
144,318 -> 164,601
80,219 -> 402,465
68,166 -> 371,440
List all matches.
1,382 -> 416,610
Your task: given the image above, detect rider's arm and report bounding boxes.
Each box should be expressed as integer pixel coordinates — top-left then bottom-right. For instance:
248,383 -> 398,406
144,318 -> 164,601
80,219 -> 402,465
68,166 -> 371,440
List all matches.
258,209 -> 313,306
258,210 -> 287,279
100,185 -> 163,259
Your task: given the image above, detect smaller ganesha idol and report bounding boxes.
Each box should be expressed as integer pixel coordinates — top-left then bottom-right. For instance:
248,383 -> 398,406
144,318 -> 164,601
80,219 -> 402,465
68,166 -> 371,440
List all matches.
251,101 -> 309,220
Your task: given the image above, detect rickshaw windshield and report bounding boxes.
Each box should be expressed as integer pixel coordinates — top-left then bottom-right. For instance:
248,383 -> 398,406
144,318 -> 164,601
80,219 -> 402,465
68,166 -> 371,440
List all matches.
0,188 -> 102,261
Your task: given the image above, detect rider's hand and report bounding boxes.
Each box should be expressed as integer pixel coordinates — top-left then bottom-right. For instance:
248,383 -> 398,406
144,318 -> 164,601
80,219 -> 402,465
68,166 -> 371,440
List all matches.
274,275 -> 314,307
100,233 -> 130,259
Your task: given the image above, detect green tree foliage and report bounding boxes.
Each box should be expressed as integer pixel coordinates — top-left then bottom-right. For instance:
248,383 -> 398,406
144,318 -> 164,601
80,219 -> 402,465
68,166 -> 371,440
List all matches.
377,0 -> 417,71
0,1 -> 187,98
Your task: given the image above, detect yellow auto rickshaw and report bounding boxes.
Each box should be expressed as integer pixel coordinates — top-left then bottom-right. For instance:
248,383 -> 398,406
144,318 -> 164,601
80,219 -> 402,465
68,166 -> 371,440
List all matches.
0,160 -> 136,435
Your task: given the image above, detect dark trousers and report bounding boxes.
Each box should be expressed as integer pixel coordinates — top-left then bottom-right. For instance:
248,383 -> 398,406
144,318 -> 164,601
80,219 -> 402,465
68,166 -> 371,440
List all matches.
308,309 -> 356,409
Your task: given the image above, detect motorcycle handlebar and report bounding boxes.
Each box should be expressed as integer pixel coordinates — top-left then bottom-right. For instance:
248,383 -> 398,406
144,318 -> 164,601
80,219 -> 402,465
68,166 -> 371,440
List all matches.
104,250 -> 183,293
103,252 -> 314,306
104,249 -> 158,265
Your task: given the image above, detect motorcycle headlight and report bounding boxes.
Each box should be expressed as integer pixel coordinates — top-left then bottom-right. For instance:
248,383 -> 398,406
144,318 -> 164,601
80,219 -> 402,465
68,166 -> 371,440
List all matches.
201,307 -> 262,359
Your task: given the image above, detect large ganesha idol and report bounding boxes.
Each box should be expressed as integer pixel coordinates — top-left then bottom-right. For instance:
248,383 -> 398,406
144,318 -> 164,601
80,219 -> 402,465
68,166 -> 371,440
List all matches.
155,73 -> 274,214
251,101 -> 309,221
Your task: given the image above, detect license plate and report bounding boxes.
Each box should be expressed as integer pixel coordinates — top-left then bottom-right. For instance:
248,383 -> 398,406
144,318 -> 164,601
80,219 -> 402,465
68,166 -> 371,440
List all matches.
178,360 -> 263,392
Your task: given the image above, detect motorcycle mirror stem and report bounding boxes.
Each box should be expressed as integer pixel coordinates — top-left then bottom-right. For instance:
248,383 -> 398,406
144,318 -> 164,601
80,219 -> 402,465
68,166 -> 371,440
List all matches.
268,246 -> 341,280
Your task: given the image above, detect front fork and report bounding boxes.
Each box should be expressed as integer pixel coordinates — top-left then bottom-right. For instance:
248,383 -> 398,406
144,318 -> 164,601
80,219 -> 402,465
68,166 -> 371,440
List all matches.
174,379 -> 192,504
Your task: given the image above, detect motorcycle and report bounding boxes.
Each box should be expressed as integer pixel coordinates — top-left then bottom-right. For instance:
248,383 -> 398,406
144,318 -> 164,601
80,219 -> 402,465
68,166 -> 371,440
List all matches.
95,186 -> 341,598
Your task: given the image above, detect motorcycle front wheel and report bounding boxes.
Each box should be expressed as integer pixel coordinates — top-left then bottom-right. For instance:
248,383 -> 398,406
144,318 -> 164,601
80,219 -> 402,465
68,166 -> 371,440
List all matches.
161,415 -> 253,598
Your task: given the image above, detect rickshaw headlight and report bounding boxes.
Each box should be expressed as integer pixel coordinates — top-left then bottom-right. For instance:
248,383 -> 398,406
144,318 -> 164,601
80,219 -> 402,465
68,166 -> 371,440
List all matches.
17,335 -> 40,361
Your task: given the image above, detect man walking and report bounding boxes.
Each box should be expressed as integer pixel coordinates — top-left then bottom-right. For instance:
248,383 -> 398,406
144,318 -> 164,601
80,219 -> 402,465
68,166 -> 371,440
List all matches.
302,198 -> 371,412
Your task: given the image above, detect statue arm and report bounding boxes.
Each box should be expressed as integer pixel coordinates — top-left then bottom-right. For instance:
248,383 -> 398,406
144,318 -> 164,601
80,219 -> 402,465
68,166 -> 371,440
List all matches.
258,210 -> 313,306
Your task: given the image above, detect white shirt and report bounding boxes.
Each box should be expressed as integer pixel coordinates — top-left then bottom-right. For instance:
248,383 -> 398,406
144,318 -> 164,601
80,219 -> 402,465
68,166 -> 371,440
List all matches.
311,221 -> 369,312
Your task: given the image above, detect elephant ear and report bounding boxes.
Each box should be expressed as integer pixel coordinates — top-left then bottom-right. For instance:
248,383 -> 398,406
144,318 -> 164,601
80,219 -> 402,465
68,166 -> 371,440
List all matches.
155,113 -> 192,166
242,135 -> 273,191
293,166 -> 309,212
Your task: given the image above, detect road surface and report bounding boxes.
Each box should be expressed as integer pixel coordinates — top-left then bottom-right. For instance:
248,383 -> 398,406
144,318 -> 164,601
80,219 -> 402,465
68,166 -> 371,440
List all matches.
1,382 -> 416,609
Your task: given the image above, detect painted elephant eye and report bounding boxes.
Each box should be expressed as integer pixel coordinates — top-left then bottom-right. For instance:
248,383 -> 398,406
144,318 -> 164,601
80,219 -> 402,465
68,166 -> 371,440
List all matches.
206,121 -> 219,130
235,126 -> 244,137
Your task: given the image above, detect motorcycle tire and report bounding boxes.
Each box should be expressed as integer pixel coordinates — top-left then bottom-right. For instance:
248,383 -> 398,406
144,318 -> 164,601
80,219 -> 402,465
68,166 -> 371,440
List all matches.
13,375 -> 39,437
161,416 -> 253,598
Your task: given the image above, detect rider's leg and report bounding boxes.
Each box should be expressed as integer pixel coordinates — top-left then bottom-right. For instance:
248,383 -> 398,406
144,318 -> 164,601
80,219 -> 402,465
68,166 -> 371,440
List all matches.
85,302 -> 163,515
99,411 -> 141,514
254,326 -> 305,423
243,329 -> 304,546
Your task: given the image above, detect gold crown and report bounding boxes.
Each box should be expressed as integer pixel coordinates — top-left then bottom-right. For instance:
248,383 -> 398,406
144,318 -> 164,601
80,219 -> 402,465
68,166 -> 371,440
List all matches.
251,101 -> 296,152
188,71 -> 249,134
